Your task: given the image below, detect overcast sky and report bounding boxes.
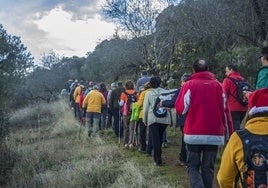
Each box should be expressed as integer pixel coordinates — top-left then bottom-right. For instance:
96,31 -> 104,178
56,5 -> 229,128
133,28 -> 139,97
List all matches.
0,0 -> 116,61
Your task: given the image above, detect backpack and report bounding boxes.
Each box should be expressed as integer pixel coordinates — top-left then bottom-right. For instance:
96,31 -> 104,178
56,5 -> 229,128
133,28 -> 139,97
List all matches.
123,91 -> 137,115
130,102 -> 139,121
153,96 -> 167,118
228,77 -> 252,106
235,129 -> 268,188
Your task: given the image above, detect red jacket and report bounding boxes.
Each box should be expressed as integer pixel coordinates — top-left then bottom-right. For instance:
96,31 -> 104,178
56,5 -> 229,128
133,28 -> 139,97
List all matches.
175,71 -> 233,145
222,72 -> 248,112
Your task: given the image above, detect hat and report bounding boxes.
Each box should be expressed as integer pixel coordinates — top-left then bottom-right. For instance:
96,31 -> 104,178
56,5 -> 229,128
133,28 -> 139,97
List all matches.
111,82 -> 117,89
248,88 -> 268,116
93,85 -> 99,90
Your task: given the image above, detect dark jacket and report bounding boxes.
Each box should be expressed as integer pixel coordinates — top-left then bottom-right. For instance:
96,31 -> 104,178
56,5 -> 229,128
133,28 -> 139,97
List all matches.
109,86 -> 125,109
161,89 -> 185,127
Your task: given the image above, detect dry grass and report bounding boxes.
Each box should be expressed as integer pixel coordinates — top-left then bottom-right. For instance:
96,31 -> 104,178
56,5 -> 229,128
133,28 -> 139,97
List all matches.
3,99 -> 188,188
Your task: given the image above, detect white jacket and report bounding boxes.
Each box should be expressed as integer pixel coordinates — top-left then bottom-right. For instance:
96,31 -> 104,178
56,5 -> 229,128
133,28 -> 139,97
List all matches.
143,87 -> 171,126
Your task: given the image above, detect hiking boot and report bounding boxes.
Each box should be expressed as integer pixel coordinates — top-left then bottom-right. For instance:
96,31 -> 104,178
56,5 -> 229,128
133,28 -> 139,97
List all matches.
138,148 -> 146,154
128,144 -> 134,149
162,143 -> 168,148
177,159 -> 185,166
154,162 -> 165,166
124,144 -> 128,148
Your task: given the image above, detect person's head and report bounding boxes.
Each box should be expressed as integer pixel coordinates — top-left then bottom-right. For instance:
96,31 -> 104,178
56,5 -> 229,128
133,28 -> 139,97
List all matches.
149,76 -> 161,88
99,82 -> 107,92
248,88 -> 268,119
110,82 -> 117,90
125,80 -> 134,90
192,58 -> 208,73
117,81 -> 123,87
141,70 -> 148,77
225,64 -> 238,77
143,81 -> 151,90
181,73 -> 191,85
260,46 -> 268,65
93,85 -> 99,90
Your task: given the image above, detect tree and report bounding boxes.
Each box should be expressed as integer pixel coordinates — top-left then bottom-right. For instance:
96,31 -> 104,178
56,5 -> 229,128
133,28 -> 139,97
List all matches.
102,0 -> 174,73
0,24 -> 34,144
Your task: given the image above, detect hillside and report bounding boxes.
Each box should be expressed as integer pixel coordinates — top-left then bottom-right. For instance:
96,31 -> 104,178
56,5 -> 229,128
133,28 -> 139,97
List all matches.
2,99 -> 221,187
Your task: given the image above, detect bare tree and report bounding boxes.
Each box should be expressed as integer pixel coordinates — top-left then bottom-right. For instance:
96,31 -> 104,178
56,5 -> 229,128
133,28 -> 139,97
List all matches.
102,0 -> 174,73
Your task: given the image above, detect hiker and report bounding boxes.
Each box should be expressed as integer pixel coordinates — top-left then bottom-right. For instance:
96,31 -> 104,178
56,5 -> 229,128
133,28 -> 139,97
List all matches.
84,81 -> 94,97
109,81 -> 125,138
119,80 -> 139,149
107,82 -> 117,128
73,82 -> 85,121
175,58 -> 233,188
136,70 -> 151,92
99,82 -> 108,129
82,85 -> 106,137
223,64 -> 248,131
160,73 -> 191,166
69,79 -> 78,110
135,81 -> 152,154
143,76 -> 171,166
217,88 -> 268,188
256,46 -> 268,89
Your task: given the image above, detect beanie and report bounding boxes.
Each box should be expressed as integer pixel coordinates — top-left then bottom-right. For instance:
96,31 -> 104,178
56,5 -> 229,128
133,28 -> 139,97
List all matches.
248,88 -> 268,116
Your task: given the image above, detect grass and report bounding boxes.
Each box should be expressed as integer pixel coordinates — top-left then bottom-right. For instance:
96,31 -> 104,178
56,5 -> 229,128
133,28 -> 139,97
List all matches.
2,99 -> 221,188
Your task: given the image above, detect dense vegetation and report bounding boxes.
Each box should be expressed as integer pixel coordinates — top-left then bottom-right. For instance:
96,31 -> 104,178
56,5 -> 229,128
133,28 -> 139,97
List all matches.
1,0 -> 268,186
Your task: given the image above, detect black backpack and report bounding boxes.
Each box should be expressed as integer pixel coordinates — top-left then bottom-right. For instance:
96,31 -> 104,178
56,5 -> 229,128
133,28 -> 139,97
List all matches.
235,129 -> 268,188
228,77 -> 252,106
124,91 -> 137,113
153,96 -> 167,118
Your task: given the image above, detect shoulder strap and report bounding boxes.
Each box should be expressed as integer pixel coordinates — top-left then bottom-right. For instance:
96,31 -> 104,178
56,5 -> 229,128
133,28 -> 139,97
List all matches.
235,129 -> 251,188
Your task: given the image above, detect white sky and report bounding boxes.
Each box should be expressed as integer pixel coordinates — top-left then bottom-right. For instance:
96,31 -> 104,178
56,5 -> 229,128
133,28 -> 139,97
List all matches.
0,0 -> 116,62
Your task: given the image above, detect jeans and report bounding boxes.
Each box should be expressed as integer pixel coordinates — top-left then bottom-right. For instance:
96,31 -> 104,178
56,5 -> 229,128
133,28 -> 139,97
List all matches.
74,103 -> 82,120
179,126 -> 186,162
107,107 -> 113,128
186,144 -> 218,188
231,111 -> 246,131
85,112 -> 101,136
101,106 -> 108,129
139,119 -> 147,151
146,127 -> 153,155
162,130 -> 167,144
111,107 -> 122,138
150,123 -> 168,165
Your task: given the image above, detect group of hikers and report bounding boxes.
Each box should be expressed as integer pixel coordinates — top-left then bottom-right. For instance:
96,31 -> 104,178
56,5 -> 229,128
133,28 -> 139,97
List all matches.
63,46 -> 268,188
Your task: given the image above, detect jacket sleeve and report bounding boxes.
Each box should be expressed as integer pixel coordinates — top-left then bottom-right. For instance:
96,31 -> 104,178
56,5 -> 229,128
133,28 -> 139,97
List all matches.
142,92 -> 149,125
175,84 -> 190,116
82,94 -> 88,109
223,91 -> 234,138
217,133 -> 244,188
162,89 -> 179,108
102,94 -> 106,105
222,78 -> 231,97
136,91 -> 145,108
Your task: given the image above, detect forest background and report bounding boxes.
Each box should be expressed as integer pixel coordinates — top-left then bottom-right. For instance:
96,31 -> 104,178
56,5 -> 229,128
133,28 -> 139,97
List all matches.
1,0 -> 268,186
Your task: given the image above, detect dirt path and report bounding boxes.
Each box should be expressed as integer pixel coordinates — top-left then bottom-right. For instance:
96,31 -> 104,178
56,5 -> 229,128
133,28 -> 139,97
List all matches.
161,126 -> 220,188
